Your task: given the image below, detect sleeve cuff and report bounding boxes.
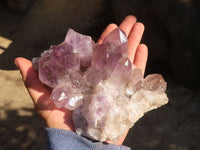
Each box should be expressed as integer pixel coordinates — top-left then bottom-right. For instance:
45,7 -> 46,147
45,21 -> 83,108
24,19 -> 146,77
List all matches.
45,128 -> 130,150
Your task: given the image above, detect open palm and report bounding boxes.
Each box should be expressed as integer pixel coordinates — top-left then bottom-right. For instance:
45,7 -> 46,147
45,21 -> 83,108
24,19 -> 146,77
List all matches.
15,15 -> 148,145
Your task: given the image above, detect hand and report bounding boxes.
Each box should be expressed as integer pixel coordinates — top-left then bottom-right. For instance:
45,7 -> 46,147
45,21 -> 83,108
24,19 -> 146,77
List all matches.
15,15 -> 148,145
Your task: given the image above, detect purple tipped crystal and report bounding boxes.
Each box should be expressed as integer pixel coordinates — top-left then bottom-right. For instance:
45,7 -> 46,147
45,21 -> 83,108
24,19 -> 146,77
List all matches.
32,27 -> 168,142
65,29 -> 94,67
109,57 -> 132,89
92,28 -> 128,75
103,28 -> 128,47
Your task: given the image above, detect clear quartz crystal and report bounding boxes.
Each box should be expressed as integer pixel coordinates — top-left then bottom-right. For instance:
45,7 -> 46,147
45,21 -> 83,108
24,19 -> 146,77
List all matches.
32,28 -> 169,142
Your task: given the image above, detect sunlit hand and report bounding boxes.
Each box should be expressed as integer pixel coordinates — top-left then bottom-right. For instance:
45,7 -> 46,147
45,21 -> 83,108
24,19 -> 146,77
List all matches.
14,15 -> 148,145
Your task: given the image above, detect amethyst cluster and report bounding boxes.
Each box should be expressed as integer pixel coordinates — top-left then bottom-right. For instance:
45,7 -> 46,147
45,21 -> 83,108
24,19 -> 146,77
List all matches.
32,28 -> 168,142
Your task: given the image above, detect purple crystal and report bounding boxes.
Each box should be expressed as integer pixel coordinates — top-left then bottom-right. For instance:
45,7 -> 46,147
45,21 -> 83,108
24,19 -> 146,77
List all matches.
37,43 -> 80,88
130,66 -> 143,85
50,44 -> 80,72
32,57 -> 39,70
65,29 -> 94,67
142,74 -> 167,92
103,28 -> 128,47
83,66 -> 106,86
32,28 -> 168,142
70,72 -> 84,89
108,57 -> 132,89
92,29 -> 128,77
50,83 -> 83,110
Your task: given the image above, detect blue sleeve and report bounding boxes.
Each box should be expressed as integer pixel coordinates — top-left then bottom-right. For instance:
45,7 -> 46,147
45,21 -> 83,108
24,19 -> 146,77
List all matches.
45,128 -> 131,150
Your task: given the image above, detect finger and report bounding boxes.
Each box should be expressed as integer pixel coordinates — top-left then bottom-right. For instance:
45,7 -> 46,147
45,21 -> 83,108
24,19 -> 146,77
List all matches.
128,22 -> 145,62
14,57 -> 55,112
134,44 -> 148,74
116,130 -> 129,145
119,15 -> 137,36
97,23 -> 118,44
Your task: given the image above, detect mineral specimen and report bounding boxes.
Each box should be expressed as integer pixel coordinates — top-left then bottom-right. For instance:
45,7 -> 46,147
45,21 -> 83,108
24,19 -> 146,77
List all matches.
32,28 -> 168,142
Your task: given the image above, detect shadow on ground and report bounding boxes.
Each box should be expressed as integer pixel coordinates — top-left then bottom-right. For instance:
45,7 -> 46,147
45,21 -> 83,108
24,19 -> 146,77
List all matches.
0,108 -> 46,150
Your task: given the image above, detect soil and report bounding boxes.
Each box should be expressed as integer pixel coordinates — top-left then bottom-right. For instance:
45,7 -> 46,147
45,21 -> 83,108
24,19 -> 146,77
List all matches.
0,0 -> 200,150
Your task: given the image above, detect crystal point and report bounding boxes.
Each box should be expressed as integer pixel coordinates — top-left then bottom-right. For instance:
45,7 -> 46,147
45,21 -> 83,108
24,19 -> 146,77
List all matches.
103,28 -> 128,47
143,74 -> 167,92
65,29 -> 94,67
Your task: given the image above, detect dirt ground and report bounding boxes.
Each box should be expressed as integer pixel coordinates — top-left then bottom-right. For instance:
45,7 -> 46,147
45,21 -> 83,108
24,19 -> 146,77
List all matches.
0,0 -> 200,150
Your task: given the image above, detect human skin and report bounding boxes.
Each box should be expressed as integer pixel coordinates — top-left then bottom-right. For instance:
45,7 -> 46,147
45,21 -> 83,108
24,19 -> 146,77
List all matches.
15,15 -> 148,145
